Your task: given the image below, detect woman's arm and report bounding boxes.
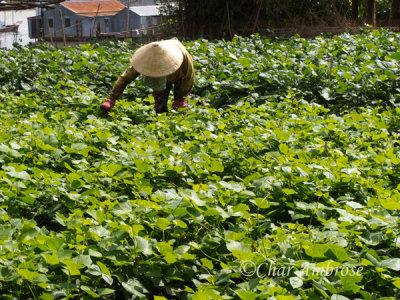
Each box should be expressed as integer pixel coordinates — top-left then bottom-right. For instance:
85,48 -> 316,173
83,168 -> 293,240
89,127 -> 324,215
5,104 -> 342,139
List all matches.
108,66 -> 140,101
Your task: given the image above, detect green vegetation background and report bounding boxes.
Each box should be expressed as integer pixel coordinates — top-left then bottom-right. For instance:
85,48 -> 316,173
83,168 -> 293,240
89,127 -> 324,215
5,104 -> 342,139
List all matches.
1,30 -> 400,299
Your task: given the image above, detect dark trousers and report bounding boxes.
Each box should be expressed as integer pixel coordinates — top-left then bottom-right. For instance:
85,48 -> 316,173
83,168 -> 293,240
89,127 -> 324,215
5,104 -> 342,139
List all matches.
153,80 -> 186,113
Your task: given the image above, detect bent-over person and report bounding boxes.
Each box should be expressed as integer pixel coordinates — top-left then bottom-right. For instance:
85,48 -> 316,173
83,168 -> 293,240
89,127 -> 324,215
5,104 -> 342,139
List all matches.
101,39 -> 195,114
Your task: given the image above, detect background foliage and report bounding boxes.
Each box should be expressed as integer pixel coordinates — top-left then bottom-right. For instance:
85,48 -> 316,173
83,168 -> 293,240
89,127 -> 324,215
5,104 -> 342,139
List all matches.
1,30 -> 400,299
161,0 -> 400,39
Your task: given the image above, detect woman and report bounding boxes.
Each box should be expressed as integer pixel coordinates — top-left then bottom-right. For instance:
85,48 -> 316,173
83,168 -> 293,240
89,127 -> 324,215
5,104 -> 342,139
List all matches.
100,39 -> 194,114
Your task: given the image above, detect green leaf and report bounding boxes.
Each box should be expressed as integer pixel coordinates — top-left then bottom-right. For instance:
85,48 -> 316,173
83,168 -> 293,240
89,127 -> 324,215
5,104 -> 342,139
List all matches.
45,237 -> 64,251
392,278 -> 400,289
40,293 -> 53,300
321,87 -> 330,100
0,225 -> 14,239
201,258 -> 214,270
18,225 -> 39,242
112,201 -> 132,216
218,181 -> 244,192
62,258 -> 84,276
71,143 -> 88,151
274,129 -> 289,141
163,252 -> 178,264
157,241 -> 178,263
279,143 -> 289,154
156,218 -> 171,230
97,261 -> 111,276
134,236 -> 153,255
122,278 -> 149,296
173,219 -> 188,228
86,264 -> 102,276
6,170 -> 30,181
235,290 -> 258,300
209,160 -> 224,172
226,241 -> 250,253
304,244 -> 348,262
18,269 -> 41,281
250,197 -> 270,209
276,296 -> 297,300
134,158 -> 149,173
282,188 -> 296,195
102,273 -> 113,285
289,277 -> 303,288
380,197 -> 400,210
74,255 -> 92,267
193,289 -> 222,300
81,286 -> 99,298
100,163 -> 123,177
44,253 -> 60,265
331,295 -> 351,300
238,57 -> 251,68
339,273 -> 362,293
21,81 -> 32,91
381,258 -> 400,271
98,288 -> 115,296
180,189 -> 207,206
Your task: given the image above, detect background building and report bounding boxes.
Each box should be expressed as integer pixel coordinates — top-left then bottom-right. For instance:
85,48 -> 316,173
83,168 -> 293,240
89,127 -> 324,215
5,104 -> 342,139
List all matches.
27,0 -> 167,40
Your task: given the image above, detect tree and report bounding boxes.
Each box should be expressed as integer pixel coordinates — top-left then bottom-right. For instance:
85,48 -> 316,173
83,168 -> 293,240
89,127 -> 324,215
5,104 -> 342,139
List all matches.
391,0 -> 400,25
352,0 -> 359,22
365,0 -> 376,26
171,0 -> 351,39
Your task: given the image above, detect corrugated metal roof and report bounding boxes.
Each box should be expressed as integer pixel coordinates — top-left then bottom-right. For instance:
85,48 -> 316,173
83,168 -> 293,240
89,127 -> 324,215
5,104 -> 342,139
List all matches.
130,5 -> 162,17
61,1 -> 126,17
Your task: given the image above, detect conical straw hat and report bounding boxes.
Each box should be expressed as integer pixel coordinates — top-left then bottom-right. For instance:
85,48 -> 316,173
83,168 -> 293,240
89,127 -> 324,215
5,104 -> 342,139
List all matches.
131,41 -> 184,78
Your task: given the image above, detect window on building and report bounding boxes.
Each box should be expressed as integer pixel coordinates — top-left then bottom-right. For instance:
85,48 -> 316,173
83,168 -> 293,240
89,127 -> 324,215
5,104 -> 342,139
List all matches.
152,16 -> 159,26
48,18 -> 54,28
104,18 -> 110,31
64,17 -> 71,28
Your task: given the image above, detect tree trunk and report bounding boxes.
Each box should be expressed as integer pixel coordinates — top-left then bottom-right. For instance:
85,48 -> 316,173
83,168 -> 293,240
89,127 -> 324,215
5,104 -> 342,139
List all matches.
352,0 -> 359,22
391,0 -> 400,26
365,0 -> 376,26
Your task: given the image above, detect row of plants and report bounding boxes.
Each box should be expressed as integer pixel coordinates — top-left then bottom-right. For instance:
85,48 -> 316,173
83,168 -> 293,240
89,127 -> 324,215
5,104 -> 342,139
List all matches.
2,30 -> 400,111
0,30 -> 400,299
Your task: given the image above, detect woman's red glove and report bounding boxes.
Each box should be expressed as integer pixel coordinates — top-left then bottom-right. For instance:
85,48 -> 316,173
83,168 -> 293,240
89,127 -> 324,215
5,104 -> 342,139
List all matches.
100,99 -> 115,115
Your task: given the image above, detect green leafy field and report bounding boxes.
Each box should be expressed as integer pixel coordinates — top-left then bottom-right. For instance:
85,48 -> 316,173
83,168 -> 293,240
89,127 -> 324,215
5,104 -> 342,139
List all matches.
1,30 -> 400,299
